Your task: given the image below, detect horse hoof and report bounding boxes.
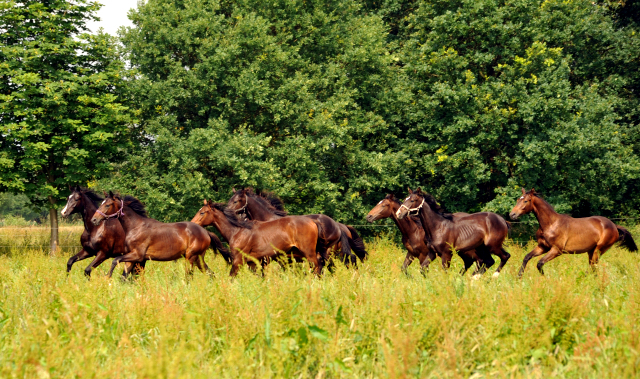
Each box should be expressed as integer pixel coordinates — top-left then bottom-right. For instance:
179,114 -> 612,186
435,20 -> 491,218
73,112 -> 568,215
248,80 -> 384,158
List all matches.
472,274 -> 482,280
492,272 -> 500,278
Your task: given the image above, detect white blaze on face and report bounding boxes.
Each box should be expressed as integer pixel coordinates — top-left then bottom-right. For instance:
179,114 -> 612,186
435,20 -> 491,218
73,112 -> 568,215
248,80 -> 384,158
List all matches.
405,197 -> 410,201
61,194 -> 73,215
377,200 -> 383,205
519,196 -> 524,200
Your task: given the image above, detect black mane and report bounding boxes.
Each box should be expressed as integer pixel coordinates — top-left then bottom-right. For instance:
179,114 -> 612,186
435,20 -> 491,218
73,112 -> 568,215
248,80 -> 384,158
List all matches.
244,188 -> 288,217
123,195 -> 148,218
420,192 -> 453,221
78,188 -> 104,207
210,202 -> 254,229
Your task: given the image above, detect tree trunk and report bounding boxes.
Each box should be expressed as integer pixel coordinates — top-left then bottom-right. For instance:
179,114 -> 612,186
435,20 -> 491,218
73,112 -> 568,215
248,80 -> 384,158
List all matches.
48,196 -> 59,255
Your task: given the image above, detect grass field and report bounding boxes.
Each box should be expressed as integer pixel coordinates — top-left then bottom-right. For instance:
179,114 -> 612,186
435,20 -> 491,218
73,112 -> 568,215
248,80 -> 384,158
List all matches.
1,225 -> 640,378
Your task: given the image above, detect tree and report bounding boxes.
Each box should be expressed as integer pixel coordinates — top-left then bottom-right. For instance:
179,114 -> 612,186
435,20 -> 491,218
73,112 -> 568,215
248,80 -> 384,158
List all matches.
0,0 -> 136,253
108,0 -> 402,223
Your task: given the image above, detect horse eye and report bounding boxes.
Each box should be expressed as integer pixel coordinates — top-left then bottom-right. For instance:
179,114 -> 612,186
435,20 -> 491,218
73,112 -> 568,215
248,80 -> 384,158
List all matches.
200,212 -> 205,215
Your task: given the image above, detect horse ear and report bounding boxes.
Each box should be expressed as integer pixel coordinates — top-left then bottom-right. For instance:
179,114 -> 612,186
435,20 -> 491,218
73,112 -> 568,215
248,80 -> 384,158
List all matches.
75,185 -> 81,191
108,191 -> 114,198
203,199 -> 207,205
416,187 -> 422,194
407,187 -> 412,194
531,188 -> 536,194
232,187 -> 236,193
521,187 -> 526,195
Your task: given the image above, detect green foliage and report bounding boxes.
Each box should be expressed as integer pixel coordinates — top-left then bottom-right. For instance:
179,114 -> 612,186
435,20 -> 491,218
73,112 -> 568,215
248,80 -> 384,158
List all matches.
396,0 -> 640,215
105,0 -> 640,223
108,0 -> 401,221
0,192 -> 42,222
0,0 -> 136,210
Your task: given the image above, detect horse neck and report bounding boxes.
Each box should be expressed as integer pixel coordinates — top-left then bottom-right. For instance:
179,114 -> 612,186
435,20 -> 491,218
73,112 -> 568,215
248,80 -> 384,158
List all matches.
80,194 -> 98,233
417,201 -> 450,239
531,196 -> 559,229
209,208 -> 242,242
118,206 -> 147,235
246,196 -> 280,221
389,202 -> 419,238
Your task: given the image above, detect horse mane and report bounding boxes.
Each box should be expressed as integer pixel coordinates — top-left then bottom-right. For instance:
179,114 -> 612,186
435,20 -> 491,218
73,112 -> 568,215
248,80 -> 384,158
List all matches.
78,188 -> 104,207
244,188 -> 288,217
210,202 -> 254,229
123,195 -> 148,218
420,192 -> 453,221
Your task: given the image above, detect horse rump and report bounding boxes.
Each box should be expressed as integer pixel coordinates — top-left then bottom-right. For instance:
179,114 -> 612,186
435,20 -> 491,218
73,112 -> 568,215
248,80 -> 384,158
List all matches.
616,225 -> 638,252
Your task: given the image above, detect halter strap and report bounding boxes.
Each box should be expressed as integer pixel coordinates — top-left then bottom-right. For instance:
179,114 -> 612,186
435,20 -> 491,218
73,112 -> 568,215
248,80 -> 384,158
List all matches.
396,198 -> 425,218
96,199 -> 125,219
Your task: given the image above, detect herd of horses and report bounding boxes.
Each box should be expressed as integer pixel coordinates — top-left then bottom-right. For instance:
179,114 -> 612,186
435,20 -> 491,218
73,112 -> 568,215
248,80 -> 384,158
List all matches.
61,185 -> 638,279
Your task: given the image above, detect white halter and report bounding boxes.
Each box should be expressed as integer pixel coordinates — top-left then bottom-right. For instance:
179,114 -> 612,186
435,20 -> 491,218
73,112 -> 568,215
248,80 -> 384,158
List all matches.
396,198 -> 425,218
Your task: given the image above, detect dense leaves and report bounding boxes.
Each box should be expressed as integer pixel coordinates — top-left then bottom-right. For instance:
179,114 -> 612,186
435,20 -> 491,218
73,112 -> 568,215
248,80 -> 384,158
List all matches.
2,0 -> 639,227
0,0 -> 135,210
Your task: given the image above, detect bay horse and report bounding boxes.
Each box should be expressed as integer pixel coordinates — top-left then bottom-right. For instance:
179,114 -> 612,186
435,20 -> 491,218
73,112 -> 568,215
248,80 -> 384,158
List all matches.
366,194 -> 472,274
510,188 -> 638,276
191,200 -> 325,276
397,188 -> 511,277
91,192 -> 230,278
227,188 -> 361,266
61,186 -> 144,277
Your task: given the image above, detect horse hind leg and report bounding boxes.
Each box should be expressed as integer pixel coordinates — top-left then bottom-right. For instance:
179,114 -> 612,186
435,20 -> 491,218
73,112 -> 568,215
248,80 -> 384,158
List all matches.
491,247 -> 511,277
472,247 -> 495,279
588,243 -> 613,274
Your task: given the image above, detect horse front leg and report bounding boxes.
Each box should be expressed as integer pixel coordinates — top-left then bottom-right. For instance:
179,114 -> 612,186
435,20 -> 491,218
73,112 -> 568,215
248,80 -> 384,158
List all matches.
536,247 -> 562,275
83,250 -> 109,278
419,250 -> 436,276
401,252 -> 415,275
67,249 -> 93,273
518,245 -> 548,277
107,250 -> 144,278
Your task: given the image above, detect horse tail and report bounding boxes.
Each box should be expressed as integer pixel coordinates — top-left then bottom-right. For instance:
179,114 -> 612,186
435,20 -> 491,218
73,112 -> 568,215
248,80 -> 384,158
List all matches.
505,220 -> 512,232
313,220 -> 329,264
346,225 -> 368,261
616,225 -> 638,252
208,231 -> 233,264
339,229 -> 357,266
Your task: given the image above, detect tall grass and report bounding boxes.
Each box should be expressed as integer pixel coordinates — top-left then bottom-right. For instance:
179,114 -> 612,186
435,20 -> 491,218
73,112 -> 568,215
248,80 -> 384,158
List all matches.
1,226 -> 640,378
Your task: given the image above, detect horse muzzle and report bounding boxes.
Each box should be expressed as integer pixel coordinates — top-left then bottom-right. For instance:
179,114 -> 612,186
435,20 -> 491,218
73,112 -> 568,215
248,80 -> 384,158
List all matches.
509,212 -> 519,220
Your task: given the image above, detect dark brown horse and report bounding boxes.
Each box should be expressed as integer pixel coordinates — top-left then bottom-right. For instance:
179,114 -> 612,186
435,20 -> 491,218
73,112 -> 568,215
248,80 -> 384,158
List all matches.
61,186 -> 144,277
397,188 -> 511,277
191,200 -> 325,276
227,188 -> 362,265
91,192 -> 230,278
510,188 -> 637,275
366,194 -> 472,274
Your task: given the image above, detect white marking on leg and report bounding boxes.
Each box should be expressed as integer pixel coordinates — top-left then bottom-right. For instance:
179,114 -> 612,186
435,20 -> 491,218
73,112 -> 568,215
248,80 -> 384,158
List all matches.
492,271 -> 500,278
472,273 -> 482,280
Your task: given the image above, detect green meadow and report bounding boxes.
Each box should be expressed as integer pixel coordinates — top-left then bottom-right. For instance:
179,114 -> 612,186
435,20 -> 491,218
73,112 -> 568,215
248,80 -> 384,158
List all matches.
1,226 -> 640,378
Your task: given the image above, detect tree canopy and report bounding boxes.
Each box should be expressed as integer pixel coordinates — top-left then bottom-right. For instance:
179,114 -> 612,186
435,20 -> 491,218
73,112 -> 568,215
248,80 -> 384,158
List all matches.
0,0 -> 136,250
2,0 -> 639,230
105,0 -> 640,224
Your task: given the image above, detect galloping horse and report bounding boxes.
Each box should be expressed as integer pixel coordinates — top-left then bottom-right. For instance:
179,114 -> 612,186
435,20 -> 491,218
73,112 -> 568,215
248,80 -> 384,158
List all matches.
510,188 -> 637,275
61,186 -> 144,277
191,200 -> 325,276
397,188 -> 511,277
366,194 -> 472,274
91,192 -> 230,278
227,188 -> 361,265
